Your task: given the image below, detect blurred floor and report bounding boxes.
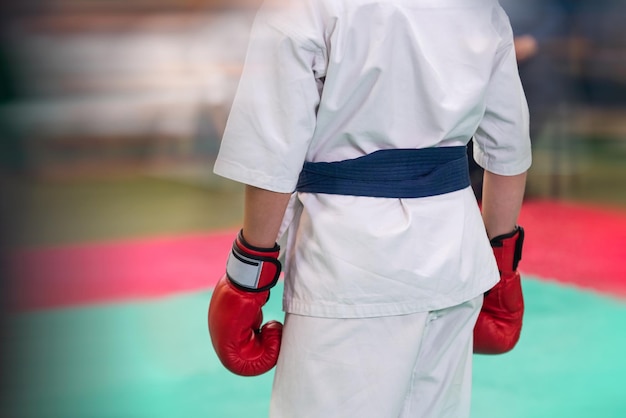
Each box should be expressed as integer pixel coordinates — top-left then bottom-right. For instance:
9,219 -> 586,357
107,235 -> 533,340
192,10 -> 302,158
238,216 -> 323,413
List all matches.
0,168 -> 244,248
1,279 -> 625,418
4,198 -> 626,313
1,174 -> 626,417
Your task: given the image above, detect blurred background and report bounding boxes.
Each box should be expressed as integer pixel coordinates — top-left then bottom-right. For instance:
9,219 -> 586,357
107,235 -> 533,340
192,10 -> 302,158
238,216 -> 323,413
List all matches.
0,1 -> 625,417
0,0 -> 259,250
0,0 -> 625,250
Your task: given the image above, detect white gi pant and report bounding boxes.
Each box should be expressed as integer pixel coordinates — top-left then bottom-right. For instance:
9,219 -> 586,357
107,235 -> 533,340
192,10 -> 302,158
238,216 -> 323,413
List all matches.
269,294 -> 483,418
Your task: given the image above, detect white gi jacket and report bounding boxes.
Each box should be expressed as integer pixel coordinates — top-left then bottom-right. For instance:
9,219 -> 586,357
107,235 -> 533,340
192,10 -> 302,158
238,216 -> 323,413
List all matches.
214,0 -> 532,318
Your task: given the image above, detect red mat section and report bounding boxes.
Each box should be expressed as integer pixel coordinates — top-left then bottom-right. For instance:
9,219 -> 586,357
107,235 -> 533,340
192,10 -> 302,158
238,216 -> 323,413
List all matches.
4,230 -> 237,312
518,199 -> 626,296
5,200 -> 626,311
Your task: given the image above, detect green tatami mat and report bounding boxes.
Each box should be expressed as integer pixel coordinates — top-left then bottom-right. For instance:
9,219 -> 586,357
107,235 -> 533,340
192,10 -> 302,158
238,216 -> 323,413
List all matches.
1,290 -> 279,418
2,278 -> 625,418
472,279 -> 626,418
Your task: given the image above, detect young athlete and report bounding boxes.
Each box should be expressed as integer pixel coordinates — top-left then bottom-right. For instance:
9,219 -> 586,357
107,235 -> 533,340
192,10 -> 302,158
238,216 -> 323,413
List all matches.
208,0 -> 531,416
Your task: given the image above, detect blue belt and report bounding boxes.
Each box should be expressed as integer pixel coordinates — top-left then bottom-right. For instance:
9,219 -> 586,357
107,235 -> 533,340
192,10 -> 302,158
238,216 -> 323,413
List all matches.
295,146 -> 470,198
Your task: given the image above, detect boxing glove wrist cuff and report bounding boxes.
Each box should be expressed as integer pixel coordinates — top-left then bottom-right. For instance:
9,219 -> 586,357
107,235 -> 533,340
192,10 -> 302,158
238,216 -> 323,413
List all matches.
226,230 -> 282,292
490,226 -> 524,271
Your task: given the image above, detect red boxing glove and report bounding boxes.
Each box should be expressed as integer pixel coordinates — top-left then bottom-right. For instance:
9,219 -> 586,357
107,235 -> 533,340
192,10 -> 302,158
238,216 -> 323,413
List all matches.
474,226 -> 525,354
208,230 -> 283,376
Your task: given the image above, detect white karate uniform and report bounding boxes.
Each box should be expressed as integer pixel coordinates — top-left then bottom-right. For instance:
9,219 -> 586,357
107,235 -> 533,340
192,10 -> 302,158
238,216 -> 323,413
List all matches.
270,294 -> 483,418
214,0 -> 532,415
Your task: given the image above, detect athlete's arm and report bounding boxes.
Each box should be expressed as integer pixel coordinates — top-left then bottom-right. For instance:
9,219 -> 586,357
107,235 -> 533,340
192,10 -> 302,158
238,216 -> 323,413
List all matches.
474,170 -> 527,354
481,171 -> 527,239
242,185 -> 292,247
207,184 -> 291,376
